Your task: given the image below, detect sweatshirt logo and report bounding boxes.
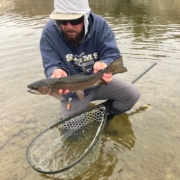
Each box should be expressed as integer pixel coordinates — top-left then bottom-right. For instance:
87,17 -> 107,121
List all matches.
66,52 -> 98,73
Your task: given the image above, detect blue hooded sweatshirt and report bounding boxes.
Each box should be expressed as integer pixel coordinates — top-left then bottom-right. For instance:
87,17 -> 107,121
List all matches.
40,11 -> 121,98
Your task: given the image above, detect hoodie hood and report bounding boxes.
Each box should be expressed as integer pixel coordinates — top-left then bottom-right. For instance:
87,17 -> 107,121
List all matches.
50,0 -> 91,35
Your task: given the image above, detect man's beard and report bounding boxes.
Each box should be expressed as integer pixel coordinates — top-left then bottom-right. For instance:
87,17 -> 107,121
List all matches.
62,27 -> 85,46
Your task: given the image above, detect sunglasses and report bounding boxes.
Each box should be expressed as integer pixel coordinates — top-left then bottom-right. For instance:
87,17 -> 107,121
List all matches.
57,16 -> 84,26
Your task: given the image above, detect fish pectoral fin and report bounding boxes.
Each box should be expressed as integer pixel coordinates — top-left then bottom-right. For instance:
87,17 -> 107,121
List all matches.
98,79 -> 108,85
76,90 -> 84,101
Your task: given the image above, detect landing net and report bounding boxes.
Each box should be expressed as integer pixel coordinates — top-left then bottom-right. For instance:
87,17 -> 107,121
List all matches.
26,103 -> 109,177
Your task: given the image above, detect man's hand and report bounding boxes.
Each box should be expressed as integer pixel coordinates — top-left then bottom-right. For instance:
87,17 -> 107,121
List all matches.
93,61 -> 112,83
51,68 -> 70,95
51,68 -> 67,78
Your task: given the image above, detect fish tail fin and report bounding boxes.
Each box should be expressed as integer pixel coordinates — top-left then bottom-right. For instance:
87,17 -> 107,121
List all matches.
106,56 -> 128,74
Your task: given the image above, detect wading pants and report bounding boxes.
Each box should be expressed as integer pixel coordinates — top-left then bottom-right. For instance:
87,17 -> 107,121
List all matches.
60,77 -> 140,119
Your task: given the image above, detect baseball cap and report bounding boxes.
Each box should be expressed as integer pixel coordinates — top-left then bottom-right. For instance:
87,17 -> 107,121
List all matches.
50,0 -> 90,20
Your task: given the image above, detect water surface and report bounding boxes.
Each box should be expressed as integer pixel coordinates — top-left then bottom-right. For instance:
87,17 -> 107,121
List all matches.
0,0 -> 180,179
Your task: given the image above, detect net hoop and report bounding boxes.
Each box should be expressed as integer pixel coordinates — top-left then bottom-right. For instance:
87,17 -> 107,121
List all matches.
26,102 -> 110,174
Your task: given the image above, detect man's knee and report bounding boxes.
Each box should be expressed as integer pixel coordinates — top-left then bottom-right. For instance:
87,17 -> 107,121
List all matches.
129,84 -> 141,107
112,84 -> 140,112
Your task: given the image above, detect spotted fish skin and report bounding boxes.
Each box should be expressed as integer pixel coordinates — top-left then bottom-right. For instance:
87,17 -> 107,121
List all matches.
27,56 -> 127,100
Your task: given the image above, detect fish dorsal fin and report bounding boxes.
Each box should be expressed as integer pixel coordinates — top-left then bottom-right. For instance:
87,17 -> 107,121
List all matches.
76,90 -> 85,101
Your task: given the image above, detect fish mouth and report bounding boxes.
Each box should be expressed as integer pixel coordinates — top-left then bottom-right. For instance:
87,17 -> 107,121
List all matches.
27,88 -> 40,94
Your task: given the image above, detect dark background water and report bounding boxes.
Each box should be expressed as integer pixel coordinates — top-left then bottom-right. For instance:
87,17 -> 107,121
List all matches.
0,0 -> 180,180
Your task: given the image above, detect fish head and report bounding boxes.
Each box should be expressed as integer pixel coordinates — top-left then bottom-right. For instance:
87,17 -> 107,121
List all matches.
27,81 -> 50,95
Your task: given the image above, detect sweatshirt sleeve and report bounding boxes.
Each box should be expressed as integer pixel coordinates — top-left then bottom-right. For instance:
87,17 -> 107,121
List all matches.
40,33 -> 69,78
97,19 -> 121,65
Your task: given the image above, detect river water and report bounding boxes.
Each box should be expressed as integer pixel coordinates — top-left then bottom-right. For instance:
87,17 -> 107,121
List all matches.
0,0 -> 180,180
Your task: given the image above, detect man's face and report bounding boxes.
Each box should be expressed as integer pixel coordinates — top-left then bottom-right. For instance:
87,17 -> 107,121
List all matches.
57,16 -> 85,46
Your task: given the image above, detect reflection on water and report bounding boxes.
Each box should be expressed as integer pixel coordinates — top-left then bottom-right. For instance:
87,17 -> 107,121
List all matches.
0,0 -> 53,15
72,114 -> 136,180
0,0 -> 180,179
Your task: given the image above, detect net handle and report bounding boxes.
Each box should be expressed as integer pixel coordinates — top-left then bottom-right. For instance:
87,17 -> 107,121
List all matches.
131,62 -> 157,84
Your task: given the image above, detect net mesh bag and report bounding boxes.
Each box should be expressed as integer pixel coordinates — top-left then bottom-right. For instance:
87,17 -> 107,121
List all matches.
26,104 -> 108,179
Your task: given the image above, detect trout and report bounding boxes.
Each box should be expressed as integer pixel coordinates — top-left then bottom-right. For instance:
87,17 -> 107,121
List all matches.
27,57 -> 127,100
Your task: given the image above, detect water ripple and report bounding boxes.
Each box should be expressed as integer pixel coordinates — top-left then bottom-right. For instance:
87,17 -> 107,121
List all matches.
0,0 -> 180,180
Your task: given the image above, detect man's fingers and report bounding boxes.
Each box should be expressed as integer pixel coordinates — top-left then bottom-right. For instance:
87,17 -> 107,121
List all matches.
51,72 -> 62,78
102,76 -> 112,83
58,89 -> 70,95
63,89 -> 70,94
102,73 -> 112,83
50,74 -> 55,78
93,61 -> 107,73
51,69 -> 68,78
103,73 -> 111,77
58,89 -> 63,94
94,69 -> 98,73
